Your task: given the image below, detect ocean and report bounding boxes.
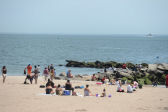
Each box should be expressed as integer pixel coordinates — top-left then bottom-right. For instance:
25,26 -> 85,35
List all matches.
0,34 -> 168,76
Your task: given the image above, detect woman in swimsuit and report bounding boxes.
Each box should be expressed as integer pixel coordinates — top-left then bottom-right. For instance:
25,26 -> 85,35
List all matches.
1,66 -> 7,83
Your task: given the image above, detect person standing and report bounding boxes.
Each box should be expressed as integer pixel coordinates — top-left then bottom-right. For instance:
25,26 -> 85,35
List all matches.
166,74 -> 168,88
50,69 -> 55,81
27,64 -> 32,76
43,67 -> 49,81
24,68 -> 26,75
1,66 -> 7,83
26,64 -> 33,84
34,65 -> 39,84
37,65 -> 40,76
50,64 -> 54,81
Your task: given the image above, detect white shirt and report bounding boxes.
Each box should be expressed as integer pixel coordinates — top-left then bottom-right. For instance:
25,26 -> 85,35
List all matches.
127,85 -> 133,92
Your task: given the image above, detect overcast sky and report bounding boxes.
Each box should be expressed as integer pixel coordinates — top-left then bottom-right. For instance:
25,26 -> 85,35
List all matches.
0,0 -> 168,34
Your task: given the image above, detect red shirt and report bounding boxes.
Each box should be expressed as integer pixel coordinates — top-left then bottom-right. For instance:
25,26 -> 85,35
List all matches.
27,65 -> 32,75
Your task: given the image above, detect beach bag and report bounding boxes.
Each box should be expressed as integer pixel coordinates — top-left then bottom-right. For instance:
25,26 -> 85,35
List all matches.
138,84 -> 143,89
63,90 -> 71,95
80,86 -> 84,89
75,86 -> 80,89
40,85 -> 45,88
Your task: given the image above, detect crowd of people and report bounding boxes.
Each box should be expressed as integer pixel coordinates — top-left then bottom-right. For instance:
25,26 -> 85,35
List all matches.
1,65 -> 168,97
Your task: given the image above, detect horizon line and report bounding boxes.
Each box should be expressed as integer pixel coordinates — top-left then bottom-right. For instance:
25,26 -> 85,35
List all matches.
0,33 -> 168,36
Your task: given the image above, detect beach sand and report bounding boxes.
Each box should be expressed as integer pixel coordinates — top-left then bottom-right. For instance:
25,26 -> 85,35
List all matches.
0,76 -> 168,112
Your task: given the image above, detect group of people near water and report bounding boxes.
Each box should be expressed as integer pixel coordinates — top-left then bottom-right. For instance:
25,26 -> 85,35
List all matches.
1,65 -> 168,97
24,64 -> 41,84
24,64 -> 74,84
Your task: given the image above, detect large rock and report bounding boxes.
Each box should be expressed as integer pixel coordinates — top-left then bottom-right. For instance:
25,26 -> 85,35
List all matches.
66,60 -> 86,67
147,64 -> 168,74
157,63 -> 168,72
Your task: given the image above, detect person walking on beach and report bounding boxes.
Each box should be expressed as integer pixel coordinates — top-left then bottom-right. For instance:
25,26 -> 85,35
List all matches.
25,64 -> 33,84
34,65 -> 39,84
27,64 -> 32,76
1,66 -> 7,83
166,74 -> 168,88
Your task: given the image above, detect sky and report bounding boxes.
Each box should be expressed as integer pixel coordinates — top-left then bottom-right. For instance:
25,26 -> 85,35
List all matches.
0,0 -> 168,35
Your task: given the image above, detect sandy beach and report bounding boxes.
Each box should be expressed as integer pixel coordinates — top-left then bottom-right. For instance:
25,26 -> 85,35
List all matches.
0,76 -> 168,112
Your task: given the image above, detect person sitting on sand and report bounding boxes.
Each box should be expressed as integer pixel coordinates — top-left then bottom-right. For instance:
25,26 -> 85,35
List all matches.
46,83 -> 54,94
84,85 -> 91,96
91,74 -> 97,81
46,79 -> 55,88
56,84 -> 63,95
66,70 -> 73,78
122,64 -> 127,69
127,83 -> 133,93
152,80 -> 158,87
117,81 -> 124,92
65,80 -> 74,92
101,88 -> 106,97
131,83 -> 136,91
101,76 -> 106,84
110,79 -> 116,85
133,81 -> 138,89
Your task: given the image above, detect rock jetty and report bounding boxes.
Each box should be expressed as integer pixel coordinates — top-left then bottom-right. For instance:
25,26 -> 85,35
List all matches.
64,60 -> 168,85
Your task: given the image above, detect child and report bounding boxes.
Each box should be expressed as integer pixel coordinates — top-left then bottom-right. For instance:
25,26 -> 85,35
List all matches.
101,88 -> 106,97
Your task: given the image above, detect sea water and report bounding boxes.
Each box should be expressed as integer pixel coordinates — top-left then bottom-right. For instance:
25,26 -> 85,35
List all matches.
0,34 -> 168,76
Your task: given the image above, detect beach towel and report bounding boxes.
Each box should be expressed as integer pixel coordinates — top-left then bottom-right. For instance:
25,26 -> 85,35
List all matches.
37,93 -> 57,96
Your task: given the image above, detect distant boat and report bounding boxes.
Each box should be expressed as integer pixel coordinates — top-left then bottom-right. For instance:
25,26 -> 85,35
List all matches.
145,33 -> 153,37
